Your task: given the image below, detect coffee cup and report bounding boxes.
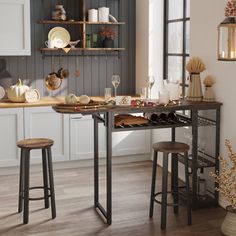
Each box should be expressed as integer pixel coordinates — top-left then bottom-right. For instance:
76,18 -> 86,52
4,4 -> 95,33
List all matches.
45,40 -> 54,48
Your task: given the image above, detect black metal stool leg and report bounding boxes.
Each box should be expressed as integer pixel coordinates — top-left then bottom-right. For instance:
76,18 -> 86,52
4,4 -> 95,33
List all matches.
161,152 -> 169,230
18,148 -> 25,213
47,147 -> 56,219
149,150 -> 158,218
184,151 -> 192,225
23,149 -> 30,224
42,148 -> 49,209
173,153 -> 179,214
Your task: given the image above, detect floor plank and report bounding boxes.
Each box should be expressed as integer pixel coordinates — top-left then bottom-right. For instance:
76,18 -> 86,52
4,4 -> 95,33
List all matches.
0,161 -> 225,236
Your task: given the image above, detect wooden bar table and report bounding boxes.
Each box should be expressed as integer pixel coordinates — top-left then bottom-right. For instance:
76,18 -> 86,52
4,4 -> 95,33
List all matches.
53,100 -> 222,225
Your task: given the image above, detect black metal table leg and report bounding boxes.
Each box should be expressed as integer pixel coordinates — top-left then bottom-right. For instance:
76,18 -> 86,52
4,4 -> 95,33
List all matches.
47,147 -> 56,219
42,148 -> 49,209
18,149 -> 25,213
23,149 -> 30,224
94,115 -> 99,207
106,112 -> 112,225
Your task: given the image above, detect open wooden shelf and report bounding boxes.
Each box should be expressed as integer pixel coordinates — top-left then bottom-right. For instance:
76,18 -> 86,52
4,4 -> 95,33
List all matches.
39,20 -> 125,25
40,47 -> 125,51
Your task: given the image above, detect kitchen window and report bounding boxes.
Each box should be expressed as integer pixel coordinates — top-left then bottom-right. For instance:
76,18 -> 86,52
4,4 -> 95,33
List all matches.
163,0 -> 190,97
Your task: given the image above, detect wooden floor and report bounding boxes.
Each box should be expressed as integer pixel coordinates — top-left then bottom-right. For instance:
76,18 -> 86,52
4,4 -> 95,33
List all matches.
0,161 -> 225,236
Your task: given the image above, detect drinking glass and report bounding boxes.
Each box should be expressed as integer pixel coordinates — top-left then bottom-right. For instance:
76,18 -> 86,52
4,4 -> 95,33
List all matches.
104,88 -> 111,102
146,75 -> 155,99
140,87 -> 148,100
111,75 -> 120,97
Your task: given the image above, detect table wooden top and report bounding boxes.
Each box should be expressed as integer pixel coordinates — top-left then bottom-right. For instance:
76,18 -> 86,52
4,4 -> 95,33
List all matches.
52,100 -> 223,115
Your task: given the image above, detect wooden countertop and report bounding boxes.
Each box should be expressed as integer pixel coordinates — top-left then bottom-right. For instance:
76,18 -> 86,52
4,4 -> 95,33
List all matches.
0,97 -> 104,108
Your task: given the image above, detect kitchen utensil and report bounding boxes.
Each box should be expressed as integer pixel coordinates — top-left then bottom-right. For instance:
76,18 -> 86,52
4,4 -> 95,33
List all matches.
109,14 -> 118,22
58,68 -> 69,79
45,40 -> 54,48
45,73 -> 62,91
48,27 -> 70,48
146,75 -> 155,99
69,40 -> 80,48
104,88 -> 112,102
111,75 -> 120,97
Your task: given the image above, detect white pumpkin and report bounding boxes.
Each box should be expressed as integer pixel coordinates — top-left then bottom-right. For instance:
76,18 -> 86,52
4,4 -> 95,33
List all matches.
7,79 -> 29,102
79,95 -> 90,104
65,93 -> 77,104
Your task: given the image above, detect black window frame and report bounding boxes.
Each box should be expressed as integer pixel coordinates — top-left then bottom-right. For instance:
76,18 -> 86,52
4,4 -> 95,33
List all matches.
163,0 -> 190,97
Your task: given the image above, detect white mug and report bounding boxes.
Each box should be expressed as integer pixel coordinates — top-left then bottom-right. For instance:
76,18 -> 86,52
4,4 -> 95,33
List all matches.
45,40 -> 54,48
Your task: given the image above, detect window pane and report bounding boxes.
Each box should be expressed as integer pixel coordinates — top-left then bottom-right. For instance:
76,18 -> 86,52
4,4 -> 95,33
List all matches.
169,0 -> 183,20
185,20 -> 190,54
167,56 -> 183,82
186,0 -> 190,18
168,22 -> 183,54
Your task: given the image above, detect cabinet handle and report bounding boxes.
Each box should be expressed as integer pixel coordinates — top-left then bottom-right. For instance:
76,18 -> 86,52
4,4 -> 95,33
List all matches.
70,117 -> 83,120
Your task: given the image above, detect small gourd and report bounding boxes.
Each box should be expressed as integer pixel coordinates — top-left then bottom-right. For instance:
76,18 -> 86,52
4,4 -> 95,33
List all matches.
65,93 -> 77,104
79,95 -> 90,105
7,78 -> 29,102
24,88 -> 40,103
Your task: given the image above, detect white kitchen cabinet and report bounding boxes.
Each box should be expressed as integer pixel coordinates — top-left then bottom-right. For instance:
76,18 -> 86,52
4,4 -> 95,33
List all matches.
70,115 -> 150,160
112,130 -> 151,156
70,115 -> 106,160
0,108 -> 24,167
0,0 -> 31,55
24,107 -> 69,163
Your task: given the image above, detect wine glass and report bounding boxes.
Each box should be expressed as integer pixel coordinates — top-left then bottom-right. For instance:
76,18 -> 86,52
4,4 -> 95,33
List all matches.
147,75 -> 155,99
111,75 -> 120,97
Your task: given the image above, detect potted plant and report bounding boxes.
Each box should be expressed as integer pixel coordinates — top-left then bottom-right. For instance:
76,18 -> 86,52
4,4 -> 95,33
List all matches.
211,139 -> 236,235
100,27 -> 116,48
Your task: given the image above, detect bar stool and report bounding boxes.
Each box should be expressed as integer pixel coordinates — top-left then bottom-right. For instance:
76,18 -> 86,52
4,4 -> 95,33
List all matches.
149,141 -> 191,230
17,138 -> 56,224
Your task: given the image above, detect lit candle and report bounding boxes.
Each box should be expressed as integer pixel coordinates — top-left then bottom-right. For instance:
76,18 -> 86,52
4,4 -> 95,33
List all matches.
221,51 -> 226,58
231,51 -> 235,58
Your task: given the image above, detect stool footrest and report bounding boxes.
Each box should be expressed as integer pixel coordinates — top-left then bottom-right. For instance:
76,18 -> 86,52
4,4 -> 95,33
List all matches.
20,186 -> 51,201
154,190 -> 186,207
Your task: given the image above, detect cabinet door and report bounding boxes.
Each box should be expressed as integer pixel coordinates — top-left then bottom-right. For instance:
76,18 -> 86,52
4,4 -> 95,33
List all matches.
0,0 -> 31,55
70,115 -> 151,160
70,115 -> 106,160
112,130 -> 151,156
0,108 -> 24,167
24,107 -> 69,163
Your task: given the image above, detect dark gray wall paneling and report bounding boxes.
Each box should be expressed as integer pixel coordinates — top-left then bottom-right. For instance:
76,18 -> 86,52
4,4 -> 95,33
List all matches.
0,0 -> 135,97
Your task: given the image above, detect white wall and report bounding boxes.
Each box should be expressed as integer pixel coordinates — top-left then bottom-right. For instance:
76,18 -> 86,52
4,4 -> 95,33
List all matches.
136,0 -> 149,92
136,0 -> 164,96
191,0 -> 235,208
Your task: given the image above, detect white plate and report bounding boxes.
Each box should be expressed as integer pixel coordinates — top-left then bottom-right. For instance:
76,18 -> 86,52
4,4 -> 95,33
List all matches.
48,27 -> 70,48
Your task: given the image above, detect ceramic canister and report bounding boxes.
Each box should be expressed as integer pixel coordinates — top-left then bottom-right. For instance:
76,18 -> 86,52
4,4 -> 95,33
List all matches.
98,7 -> 109,22
88,9 -> 98,22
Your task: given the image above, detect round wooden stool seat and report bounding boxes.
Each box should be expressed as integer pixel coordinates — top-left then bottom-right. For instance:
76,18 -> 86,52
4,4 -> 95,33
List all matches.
153,141 -> 189,153
17,138 -> 54,149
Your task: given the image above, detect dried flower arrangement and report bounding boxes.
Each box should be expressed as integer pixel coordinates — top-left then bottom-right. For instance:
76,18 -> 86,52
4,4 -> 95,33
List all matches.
225,0 -> 236,17
211,140 -> 236,209
186,57 -> 206,74
100,27 -> 117,40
